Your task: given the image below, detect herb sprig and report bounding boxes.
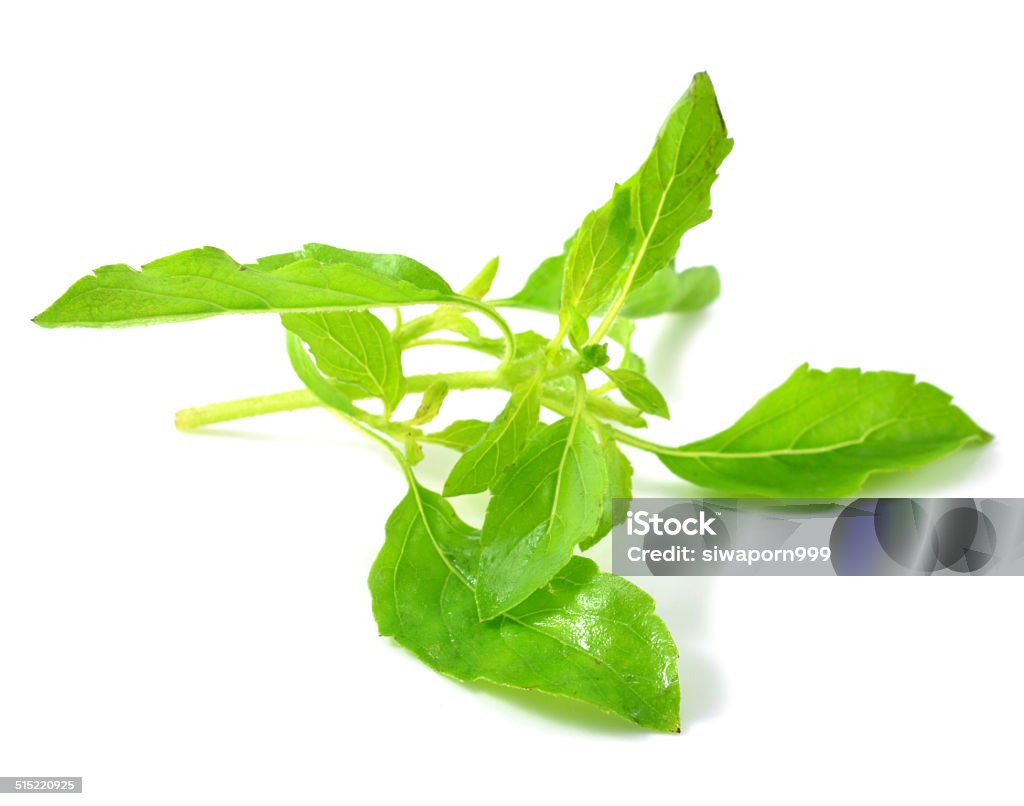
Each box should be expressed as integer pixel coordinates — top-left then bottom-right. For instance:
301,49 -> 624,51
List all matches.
34,73 -> 990,732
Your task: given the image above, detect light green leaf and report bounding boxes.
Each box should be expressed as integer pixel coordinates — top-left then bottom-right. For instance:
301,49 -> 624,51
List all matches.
621,351 -> 647,374
581,435 -> 634,550
561,190 -> 634,319
249,242 -> 453,294
564,305 -> 590,349
477,416 -> 606,619
505,72 -> 730,322
443,379 -> 542,496
437,314 -> 482,341
284,331 -> 358,417
34,246 -> 454,328
601,367 -> 670,418
281,311 -> 404,412
656,365 -> 992,497
625,73 -> 732,291
503,244 -> 569,312
608,317 -> 635,349
460,256 -> 500,300
620,264 -> 720,318
369,483 -> 680,732
420,420 -> 491,452
411,382 -> 449,426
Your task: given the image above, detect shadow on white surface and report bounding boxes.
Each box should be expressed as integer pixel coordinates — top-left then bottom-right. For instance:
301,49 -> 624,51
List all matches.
857,443 -> 996,496
461,679 -> 653,737
641,576 -> 724,730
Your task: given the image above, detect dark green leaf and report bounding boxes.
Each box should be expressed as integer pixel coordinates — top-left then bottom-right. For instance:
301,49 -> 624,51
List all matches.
579,343 -> 610,371
477,417 -> 606,619
656,365 -> 992,496
369,483 -> 680,731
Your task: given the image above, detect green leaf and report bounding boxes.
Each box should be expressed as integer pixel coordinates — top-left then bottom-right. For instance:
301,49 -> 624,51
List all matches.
608,317 -> 635,349
505,72 -> 731,321
477,416 -> 606,619
620,264 -> 720,318
503,244 -> 569,312
621,351 -> 647,374
624,73 -> 732,291
281,311 -> 404,412
581,435 -> 634,551
284,331 -> 358,417
561,190 -> 634,319
411,382 -> 449,425
34,246 -> 454,328
443,379 -> 542,497
601,367 -> 670,418
578,343 -> 610,371
420,420 -> 491,452
656,365 -> 993,497
250,242 -> 453,294
460,256 -> 500,300
564,305 -> 590,349
369,483 -> 680,732
465,329 -> 550,360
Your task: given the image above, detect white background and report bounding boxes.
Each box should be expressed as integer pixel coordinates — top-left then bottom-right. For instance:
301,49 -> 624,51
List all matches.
2,2 -> 1022,803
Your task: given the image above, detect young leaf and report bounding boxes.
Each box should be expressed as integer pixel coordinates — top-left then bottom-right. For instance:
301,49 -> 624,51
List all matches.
620,264 -> 720,318
443,379 -> 542,497
281,312 -> 404,412
477,417 -> 607,619
411,382 -> 449,425
34,246 -> 454,328
460,256 -> 500,300
581,435 -> 634,550
656,365 -> 992,497
601,367 -> 670,418
578,343 -> 610,371
561,190 -> 634,319
420,419 -> 491,452
369,482 -> 680,732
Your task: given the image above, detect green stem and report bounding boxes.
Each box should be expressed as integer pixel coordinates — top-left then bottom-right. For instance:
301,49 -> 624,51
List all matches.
394,297 -> 515,372
605,427 -> 675,454
176,390 -> 320,430
403,337 -> 487,351
546,316 -> 571,357
176,368 -> 503,431
541,391 -> 646,429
